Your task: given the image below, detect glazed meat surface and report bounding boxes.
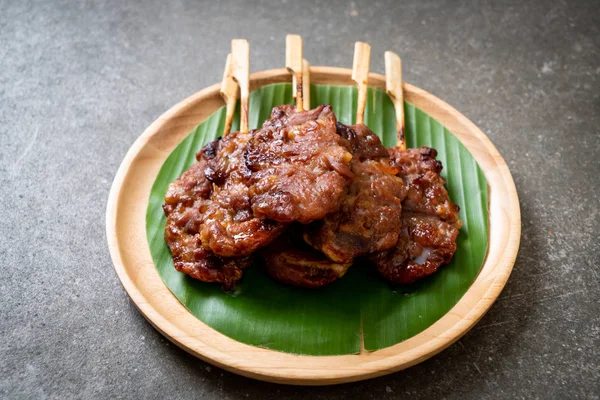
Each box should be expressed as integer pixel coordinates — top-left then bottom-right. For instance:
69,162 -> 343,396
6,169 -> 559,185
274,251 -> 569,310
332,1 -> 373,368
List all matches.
164,105 -> 355,287
336,122 -> 390,160
370,147 -> 462,284
389,146 -> 461,224
164,103 -> 462,289
199,130 -> 285,257
369,212 -> 460,284
163,148 -> 252,290
304,123 -> 407,263
245,105 -> 353,223
262,227 -> 352,288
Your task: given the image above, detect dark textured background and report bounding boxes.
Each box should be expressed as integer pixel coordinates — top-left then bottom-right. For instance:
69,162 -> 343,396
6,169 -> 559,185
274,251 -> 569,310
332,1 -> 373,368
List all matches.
1,0 -> 598,398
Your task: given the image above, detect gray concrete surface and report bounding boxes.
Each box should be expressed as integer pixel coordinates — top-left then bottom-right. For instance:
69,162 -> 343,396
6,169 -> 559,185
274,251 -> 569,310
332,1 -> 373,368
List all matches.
1,0 -> 599,398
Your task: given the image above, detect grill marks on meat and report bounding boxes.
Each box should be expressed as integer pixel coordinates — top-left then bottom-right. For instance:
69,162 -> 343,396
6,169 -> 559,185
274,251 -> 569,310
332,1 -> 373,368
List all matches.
390,147 -> 461,223
370,147 -> 462,284
304,123 -> 407,263
369,213 -> 460,284
163,104 -> 462,289
245,105 -> 353,223
336,122 -> 390,160
200,131 -> 286,257
163,149 -> 252,290
263,123 -> 406,288
163,105 -> 354,288
262,227 -> 352,288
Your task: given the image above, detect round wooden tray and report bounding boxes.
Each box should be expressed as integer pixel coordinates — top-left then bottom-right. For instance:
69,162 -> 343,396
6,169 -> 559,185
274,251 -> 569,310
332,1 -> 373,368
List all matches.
106,67 -> 520,385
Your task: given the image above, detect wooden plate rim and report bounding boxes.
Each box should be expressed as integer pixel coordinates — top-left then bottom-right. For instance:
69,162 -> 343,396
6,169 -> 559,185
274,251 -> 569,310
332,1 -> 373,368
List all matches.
106,66 -> 521,385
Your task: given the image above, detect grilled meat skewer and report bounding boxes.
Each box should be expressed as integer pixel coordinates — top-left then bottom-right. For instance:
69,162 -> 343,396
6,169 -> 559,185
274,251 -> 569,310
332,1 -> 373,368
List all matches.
164,39 -> 353,288
304,123 -> 406,262
369,52 -> 462,284
164,145 -> 253,290
369,147 -> 462,284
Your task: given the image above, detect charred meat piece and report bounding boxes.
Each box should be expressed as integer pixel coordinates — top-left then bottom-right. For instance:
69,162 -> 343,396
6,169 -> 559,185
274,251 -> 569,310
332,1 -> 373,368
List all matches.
164,105 -> 354,287
199,130 -> 286,257
163,148 -> 252,290
245,105 -> 353,223
261,227 -> 352,288
369,212 -> 460,284
370,147 -> 462,284
389,146 -> 461,223
336,122 -> 390,160
165,223 -> 252,290
304,123 -> 407,263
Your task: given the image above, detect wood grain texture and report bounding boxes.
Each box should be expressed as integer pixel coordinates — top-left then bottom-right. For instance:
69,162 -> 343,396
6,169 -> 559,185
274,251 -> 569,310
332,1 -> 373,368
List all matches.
106,67 -> 520,385
231,39 -> 249,133
385,51 -> 406,149
302,59 -> 310,110
286,34 -> 304,111
219,53 -> 237,137
352,42 -> 371,124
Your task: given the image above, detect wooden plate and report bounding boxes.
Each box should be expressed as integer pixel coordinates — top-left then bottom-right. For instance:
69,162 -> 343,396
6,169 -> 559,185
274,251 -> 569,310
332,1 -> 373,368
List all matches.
106,67 -> 520,385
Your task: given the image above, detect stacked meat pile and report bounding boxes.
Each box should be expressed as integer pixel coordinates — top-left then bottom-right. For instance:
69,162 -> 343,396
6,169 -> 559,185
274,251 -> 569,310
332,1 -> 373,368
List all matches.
163,105 -> 462,289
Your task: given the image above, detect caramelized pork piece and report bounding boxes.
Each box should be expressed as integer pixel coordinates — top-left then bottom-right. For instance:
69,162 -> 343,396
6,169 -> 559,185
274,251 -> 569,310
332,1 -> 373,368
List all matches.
245,105 -> 353,223
336,122 -> 390,160
262,228 -> 352,288
199,130 -> 286,257
370,147 -> 462,284
165,222 -> 252,290
369,212 -> 460,284
304,123 -> 407,262
389,147 -> 461,223
163,148 -> 252,290
165,105 -> 354,287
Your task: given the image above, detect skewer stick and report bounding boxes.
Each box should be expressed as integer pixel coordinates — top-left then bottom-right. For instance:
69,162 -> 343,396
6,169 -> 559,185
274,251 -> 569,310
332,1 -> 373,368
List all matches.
231,39 -> 249,133
302,59 -> 310,110
220,53 -> 238,136
385,51 -> 406,150
352,42 -> 371,124
286,34 -> 304,111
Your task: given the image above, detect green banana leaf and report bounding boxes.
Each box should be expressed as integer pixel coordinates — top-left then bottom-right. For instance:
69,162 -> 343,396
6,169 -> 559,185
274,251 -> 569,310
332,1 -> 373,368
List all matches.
146,83 -> 488,355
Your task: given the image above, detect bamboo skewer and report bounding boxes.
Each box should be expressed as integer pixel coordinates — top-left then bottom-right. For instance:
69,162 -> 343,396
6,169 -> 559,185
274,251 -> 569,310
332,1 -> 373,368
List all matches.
220,54 -> 238,137
385,51 -> 406,150
352,42 -> 371,124
231,39 -> 250,133
286,34 -> 304,111
302,59 -> 310,110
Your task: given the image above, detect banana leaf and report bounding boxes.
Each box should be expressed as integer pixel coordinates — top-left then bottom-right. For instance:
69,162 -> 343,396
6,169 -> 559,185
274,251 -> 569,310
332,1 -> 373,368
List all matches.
146,83 -> 488,355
